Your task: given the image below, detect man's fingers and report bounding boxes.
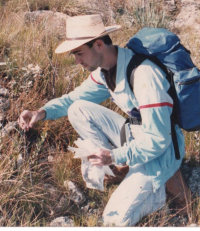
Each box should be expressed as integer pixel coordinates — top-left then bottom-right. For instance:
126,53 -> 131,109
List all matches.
18,115 -> 26,126
88,154 -> 105,166
89,158 -> 103,166
29,114 -> 37,128
18,117 -> 26,129
18,110 -> 42,131
18,110 -> 32,130
88,154 -> 99,160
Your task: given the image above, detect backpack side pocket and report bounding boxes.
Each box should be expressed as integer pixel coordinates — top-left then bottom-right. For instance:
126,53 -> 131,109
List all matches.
174,67 -> 200,131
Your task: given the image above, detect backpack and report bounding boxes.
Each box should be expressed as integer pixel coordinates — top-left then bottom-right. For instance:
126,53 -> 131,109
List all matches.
125,27 -> 200,159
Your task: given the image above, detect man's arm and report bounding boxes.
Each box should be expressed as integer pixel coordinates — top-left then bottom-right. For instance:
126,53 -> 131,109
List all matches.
88,60 -> 173,167
41,72 -> 110,120
112,60 -> 173,165
18,69 -> 110,129
18,108 -> 46,131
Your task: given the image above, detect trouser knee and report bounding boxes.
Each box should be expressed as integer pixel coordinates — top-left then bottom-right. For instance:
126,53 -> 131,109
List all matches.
68,100 -> 88,123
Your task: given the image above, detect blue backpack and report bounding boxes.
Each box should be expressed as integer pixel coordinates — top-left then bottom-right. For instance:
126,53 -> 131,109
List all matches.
126,27 -> 200,159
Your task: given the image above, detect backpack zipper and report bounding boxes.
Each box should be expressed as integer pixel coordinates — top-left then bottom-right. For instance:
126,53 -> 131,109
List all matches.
178,77 -> 200,85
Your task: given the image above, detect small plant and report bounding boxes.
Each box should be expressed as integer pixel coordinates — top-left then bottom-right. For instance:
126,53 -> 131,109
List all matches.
118,0 -> 171,30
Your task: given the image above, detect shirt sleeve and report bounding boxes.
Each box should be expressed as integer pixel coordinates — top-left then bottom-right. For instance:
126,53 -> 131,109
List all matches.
112,60 -> 173,166
41,69 -> 110,120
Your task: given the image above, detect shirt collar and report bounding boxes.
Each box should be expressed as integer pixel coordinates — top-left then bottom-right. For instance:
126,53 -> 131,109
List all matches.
101,64 -> 117,76
115,46 -> 135,92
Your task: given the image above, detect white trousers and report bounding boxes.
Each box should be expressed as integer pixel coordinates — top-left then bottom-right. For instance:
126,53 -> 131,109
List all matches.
68,100 -> 166,226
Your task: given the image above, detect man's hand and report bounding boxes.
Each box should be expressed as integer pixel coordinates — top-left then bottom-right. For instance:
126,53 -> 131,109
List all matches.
18,109 -> 46,131
88,148 -> 112,166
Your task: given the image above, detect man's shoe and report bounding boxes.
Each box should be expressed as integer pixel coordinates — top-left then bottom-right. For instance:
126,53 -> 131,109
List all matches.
166,169 -> 191,216
104,165 -> 129,185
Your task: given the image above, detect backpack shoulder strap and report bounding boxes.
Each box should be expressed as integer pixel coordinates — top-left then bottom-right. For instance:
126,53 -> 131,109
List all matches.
127,54 -> 170,89
127,54 -> 147,90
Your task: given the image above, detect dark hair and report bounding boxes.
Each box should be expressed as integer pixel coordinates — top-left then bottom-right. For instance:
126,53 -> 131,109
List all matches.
85,35 -> 113,48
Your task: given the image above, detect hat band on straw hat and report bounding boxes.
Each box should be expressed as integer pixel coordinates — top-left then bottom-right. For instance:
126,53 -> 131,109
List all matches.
66,36 -> 96,41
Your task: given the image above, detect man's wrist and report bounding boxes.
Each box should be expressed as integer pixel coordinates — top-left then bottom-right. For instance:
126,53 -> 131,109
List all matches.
37,108 -> 46,120
110,150 -> 116,164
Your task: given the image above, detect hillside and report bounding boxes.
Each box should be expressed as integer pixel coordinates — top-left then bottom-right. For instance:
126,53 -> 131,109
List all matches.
0,0 -> 200,227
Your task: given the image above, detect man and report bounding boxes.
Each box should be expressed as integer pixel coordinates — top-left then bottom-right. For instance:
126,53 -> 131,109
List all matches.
18,14 -> 185,226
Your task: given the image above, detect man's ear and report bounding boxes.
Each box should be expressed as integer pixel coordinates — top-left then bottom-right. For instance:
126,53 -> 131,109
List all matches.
94,39 -> 104,50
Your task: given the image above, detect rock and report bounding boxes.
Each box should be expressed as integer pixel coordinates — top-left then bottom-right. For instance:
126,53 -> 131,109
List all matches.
0,62 -> 10,71
44,183 -> 61,199
22,64 -> 42,79
181,165 -> 200,197
55,196 -> 69,212
162,0 -> 181,17
63,0 -> 115,24
17,153 -> 23,167
8,80 -> 17,88
81,0 -> 115,24
177,217 -> 188,226
169,216 -> 188,227
122,0 -> 151,9
8,64 -> 43,92
64,180 -> 86,205
27,81 -> 33,88
27,64 -> 41,74
188,223 -> 199,227
0,216 -> 5,226
0,86 -> 9,97
0,98 -> 10,111
81,203 -> 90,213
43,183 -> 67,215
19,86 -> 26,90
50,216 -> 74,227
0,62 -> 7,67
48,155 -> 54,162
0,121 -> 17,138
89,208 -> 99,215
194,131 -> 200,148
24,11 -> 69,41
0,112 -> 5,122
174,0 -> 200,32
24,5 -> 116,40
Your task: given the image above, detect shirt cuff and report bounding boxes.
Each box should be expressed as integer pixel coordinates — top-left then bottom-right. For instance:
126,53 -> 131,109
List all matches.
112,145 -> 128,165
40,106 -> 55,120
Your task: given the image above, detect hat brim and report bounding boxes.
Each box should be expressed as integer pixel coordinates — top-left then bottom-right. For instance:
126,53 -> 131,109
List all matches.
55,25 -> 121,54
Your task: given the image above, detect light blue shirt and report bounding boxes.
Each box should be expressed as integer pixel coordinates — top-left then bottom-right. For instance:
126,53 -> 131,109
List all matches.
42,46 -> 185,191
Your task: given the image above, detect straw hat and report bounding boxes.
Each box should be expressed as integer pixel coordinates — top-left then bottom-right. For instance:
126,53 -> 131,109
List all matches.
55,14 -> 121,54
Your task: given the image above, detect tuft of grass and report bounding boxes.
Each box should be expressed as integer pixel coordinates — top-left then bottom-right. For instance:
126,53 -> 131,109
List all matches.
114,0 -> 171,32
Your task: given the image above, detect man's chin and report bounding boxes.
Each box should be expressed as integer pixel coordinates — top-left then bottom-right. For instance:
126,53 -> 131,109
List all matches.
81,64 -> 98,72
87,66 -> 98,72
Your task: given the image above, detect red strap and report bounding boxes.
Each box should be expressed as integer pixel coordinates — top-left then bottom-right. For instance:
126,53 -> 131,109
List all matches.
140,102 -> 173,109
90,73 -> 103,85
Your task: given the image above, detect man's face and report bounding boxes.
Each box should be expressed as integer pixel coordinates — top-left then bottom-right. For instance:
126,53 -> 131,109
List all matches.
70,43 -> 102,72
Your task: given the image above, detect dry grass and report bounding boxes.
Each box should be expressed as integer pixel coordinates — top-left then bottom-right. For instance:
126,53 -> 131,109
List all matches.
0,0 -> 200,227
